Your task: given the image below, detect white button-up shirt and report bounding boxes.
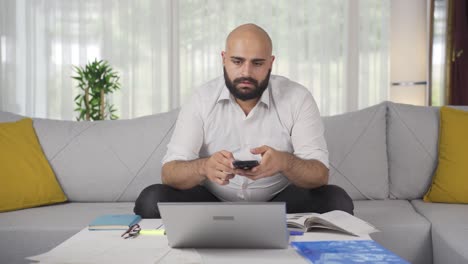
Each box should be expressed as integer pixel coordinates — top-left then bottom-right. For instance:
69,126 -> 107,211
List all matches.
162,75 -> 328,202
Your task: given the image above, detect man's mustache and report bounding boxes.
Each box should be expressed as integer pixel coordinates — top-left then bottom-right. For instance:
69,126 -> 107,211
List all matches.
233,77 -> 258,86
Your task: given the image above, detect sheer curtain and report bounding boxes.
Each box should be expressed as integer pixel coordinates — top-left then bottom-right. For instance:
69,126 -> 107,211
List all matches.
0,0 -> 170,120
0,0 -> 390,120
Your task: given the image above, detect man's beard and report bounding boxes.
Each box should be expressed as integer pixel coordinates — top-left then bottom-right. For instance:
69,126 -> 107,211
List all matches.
223,67 -> 271,101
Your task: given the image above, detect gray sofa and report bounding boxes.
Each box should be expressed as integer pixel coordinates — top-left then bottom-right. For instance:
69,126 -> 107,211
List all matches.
1,101 -> 467,264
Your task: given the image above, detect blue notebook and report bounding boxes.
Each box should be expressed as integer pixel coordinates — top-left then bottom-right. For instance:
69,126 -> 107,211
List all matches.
291,240 -> 410,264
88,214 -> 141,230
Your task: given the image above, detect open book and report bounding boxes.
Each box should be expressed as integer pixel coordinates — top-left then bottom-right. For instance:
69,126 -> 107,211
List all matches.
287,210 -> 379,237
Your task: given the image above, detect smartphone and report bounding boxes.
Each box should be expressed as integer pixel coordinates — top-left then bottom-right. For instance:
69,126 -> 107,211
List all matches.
232,160 -> 260,170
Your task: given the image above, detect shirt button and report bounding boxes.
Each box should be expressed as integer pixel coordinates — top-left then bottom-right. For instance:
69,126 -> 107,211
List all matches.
237,192 -> 245,200
242,182 -> 248,189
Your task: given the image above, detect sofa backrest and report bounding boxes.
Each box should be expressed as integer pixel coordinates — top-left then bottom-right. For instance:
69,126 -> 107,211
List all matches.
4,102 -> 466,202
323,102 -> 389,200
386,102 -> 439,200
0,110 -> 179,202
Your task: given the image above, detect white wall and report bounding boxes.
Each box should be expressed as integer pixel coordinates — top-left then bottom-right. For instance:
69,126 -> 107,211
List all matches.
390,0 -> 429,106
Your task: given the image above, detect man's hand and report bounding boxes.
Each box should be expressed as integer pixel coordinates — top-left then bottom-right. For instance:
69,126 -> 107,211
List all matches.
203,150 -> 236,185
235,145 -> 287,180
233,145 -> 328,188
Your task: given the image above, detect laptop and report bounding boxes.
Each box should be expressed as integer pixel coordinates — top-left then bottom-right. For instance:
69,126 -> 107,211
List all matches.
158,202 -> 289,249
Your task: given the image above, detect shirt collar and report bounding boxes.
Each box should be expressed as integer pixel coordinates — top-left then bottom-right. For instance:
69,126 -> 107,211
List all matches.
218,86 -> 231,102
259,85 -> 271,108
217,84 -> 271,108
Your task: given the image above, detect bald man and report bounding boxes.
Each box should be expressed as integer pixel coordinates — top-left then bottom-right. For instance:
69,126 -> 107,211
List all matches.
134,24 -> 353,218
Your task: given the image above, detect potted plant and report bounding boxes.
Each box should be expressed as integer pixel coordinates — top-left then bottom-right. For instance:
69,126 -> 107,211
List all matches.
72,59 -> 121,121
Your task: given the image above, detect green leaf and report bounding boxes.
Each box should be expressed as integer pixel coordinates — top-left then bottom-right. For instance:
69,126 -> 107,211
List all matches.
79,110 -> 86,121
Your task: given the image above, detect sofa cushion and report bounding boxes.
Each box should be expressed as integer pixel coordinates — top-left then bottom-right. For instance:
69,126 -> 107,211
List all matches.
0,202 -> 135,231
387,103 -> 468,200
0,110 -> 179,202
424,106 -> 468,203
354,200 -> 432,264
323,102 -> 388,200
0,118 -> 67,212
40,110 -> 179,202
387,102 -> 440,200
412,200 -> 468,264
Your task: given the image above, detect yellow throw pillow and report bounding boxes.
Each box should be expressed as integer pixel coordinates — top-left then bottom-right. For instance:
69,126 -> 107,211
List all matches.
424,106 -> 468,203
0,118 -> 67,212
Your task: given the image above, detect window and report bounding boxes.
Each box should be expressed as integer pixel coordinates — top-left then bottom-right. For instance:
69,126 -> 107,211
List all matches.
0,0 -> 390,119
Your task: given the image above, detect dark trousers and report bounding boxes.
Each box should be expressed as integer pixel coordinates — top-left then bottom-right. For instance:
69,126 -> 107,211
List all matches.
134,184 -> 354,218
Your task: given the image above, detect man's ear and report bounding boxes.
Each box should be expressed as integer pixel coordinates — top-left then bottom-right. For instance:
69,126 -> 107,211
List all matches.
221,51 -> 226,65
270,55 -> 275,67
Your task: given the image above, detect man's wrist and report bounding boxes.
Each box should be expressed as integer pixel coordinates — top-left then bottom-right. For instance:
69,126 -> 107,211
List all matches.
280,151 -> 294,173
197,158 -> 208,179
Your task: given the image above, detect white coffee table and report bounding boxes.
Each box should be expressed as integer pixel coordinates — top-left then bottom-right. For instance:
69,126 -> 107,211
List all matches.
27,219 -> 371,264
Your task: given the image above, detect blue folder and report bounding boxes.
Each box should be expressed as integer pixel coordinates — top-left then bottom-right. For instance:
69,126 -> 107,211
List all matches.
291,240 -> 410,264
